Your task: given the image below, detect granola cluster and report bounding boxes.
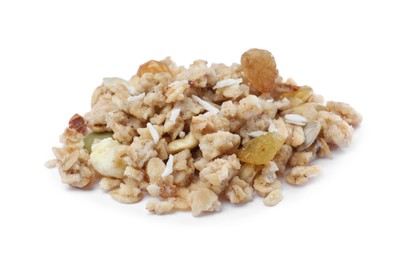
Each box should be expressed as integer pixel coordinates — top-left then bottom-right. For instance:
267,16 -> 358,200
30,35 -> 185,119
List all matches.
47,48 -> 362,216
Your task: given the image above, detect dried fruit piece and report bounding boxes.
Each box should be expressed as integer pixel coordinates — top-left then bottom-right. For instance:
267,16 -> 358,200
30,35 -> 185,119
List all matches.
83,132 -> 114,153
137,60 -> 172,77
280,86 -> 313,106
238,132 -> 286,165
241,48 -> 278,93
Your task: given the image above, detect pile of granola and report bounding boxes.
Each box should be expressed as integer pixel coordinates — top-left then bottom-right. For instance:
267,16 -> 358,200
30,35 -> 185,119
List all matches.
47,48 -> 362,216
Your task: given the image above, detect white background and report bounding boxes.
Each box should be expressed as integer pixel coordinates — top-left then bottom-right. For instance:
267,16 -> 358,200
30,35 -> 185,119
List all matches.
1,0 -> 401,259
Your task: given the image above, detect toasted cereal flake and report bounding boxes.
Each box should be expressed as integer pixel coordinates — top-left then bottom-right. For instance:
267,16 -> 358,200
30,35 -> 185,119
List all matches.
247,131 -> 268,137
127,93 -> 145,102
191,95 -> 219,114
213,78 -> 243,89
284,114 -> 307,126
146,122 -> 160,144
268,118 -> 277,132
161,154 -> 174,178
169,108 -> 181,123
168,80 -> 189,88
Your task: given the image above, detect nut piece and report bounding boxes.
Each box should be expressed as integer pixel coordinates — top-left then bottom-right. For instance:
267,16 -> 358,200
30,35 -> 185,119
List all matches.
187,188 -> 221,216
89,137 -> 126,178
264,189 -> 283,206
68,114 -> 87,134
286,165 -> 320,185
167,132 -> 199,154
241,48 -> 278,93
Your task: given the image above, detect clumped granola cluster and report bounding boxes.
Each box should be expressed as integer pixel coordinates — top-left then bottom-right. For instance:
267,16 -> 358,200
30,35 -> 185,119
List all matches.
47,48 -> 362,216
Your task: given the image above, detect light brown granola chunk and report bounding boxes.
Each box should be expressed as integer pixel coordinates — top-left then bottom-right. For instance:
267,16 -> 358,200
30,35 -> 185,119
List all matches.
187,188 -> 221,216
176,60 -> 217,88
288,151 -> 314,167
318,111 -> 353,148
286,165 -> 320,185
127,137 -> 158,168
199,154 -> 241,194
225,176 -> 253,204
237,95 -> 263,120
172,149 -> 195,187
199,131 -> 241,161
326,101 -> 362,127
52,146 -> 94,188
191,112 -> 230,139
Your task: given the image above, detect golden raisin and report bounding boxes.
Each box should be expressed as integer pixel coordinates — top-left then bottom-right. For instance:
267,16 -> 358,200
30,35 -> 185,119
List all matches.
241,48 -> 278,93
238,132 -> 285,165
137,60 -> 172,77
